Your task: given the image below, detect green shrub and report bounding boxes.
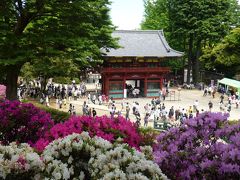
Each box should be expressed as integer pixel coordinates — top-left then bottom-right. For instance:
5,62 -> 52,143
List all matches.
138,127 -> 160,147
42,106 -> 70,123
227,120 -> 240,126
28,102 -> 70,123
219,119 -> 240,128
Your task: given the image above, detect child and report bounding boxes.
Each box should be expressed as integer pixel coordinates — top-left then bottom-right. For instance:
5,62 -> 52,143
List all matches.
68,104 -> 73,114
72,106 -> 76,115
92,108 -> 97,117
144,113 -> 149,127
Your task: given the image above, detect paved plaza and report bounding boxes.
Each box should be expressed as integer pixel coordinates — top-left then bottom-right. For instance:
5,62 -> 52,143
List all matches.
54,87 -> 240,128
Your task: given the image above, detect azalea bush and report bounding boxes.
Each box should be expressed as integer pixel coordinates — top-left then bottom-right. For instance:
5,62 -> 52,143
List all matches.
42,132 -> 167,179
0,142 -> 44,179
35,115 -> 142,151
0,132 -> 168,179
154,112 -> 240,179
0,100 -> 54,145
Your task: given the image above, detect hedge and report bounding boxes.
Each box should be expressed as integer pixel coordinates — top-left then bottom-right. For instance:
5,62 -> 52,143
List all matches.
25,101 -> 70,123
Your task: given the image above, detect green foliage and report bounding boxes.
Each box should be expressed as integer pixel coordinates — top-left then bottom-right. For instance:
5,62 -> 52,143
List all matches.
227,120 -> 240,126
0,67 -> 6,84
165,58 -> 184,71
28,101 -> 70,123
141,0 -> 169,31
138,127 -> 160,147
19,62 -> 35,83
20,57 -> 80,82
201,27 -> 240,68
142,0 -> 240,82
53,76 -> 80,84
0,0 -> 117,65
0,0 -> 118,99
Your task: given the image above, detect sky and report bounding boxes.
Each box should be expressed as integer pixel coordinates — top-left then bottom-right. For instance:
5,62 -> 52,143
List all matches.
110,0 -> 144,30
110,0 -> 240,30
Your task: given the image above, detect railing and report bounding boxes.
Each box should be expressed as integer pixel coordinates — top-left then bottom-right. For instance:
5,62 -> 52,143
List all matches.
102,67 -> 170,73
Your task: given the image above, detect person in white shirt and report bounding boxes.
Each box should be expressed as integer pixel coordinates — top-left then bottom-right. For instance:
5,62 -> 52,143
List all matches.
155,108 -> 161,121
88,93 -> 91,104
74,90 -> 78,100
98,94 -> 102,105
92,94 -> 96,104
121,99 -> 125,110
45,95 -> 49,107
193,100 -> 199,112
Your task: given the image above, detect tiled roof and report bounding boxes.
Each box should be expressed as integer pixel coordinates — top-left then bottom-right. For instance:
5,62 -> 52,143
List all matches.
103,30 -> 184,58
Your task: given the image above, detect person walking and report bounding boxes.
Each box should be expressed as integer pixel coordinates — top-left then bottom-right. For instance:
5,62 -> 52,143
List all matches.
68,90 -> 72,101
208,100 -> 213,112
92,94 -> 96,104
72,106 -> 76,115
220,94 -> 224,104
68,103 -> 73,114
193,100 -> 199,112
45,95 -> 50,107
144,113 -> 149,127
212,88 -> 216,98
85,105 -> 89,116
74,90 -> 78,100
87,93 -> 91,104
227,103 -> 231,113
235,98 -> 239,109
125,103 -> 130,120
59,98 -> 63,109
196,109 -> 200,117
82,101 -> 87,115
98,94 -> 102,105
88,107 -> 92,117
110,106 -> 115,119
162,88 -> 166,101
168,106 -> 174,120
158,89 -> 162,100
203,88 -> 208,96
92,108 -> 97,118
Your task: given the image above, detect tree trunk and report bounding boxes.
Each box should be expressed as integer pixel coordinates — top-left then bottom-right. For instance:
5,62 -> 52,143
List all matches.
6,64 -> 22,100
41,76 -> 48,93
187,35 -> 193,84
181,36 -> 186,84
192,40 -> 201,83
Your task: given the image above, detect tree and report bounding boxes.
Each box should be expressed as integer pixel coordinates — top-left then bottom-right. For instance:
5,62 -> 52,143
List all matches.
20,57 -> 79,91
200,27 -> 240,77
201,27 -> 240,67
142,0 -> 240,83
141,0 -> 169,31
0,0 -> 117,100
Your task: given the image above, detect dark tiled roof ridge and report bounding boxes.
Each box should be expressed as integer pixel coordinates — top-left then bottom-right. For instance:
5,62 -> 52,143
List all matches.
115,30 -> 164,33
104,29 -> 184,57
114,30 -> 184,55
157,30 -> 184,55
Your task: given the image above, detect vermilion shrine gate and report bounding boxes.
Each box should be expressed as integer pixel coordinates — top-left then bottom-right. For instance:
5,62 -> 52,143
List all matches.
101,30 -> 183,99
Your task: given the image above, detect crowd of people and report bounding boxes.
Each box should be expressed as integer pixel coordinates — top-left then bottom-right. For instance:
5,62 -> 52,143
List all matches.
17,80 -> 89,107
17,78 -> 239,128
204,85 -> 240,114
103,85 -> 240,127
